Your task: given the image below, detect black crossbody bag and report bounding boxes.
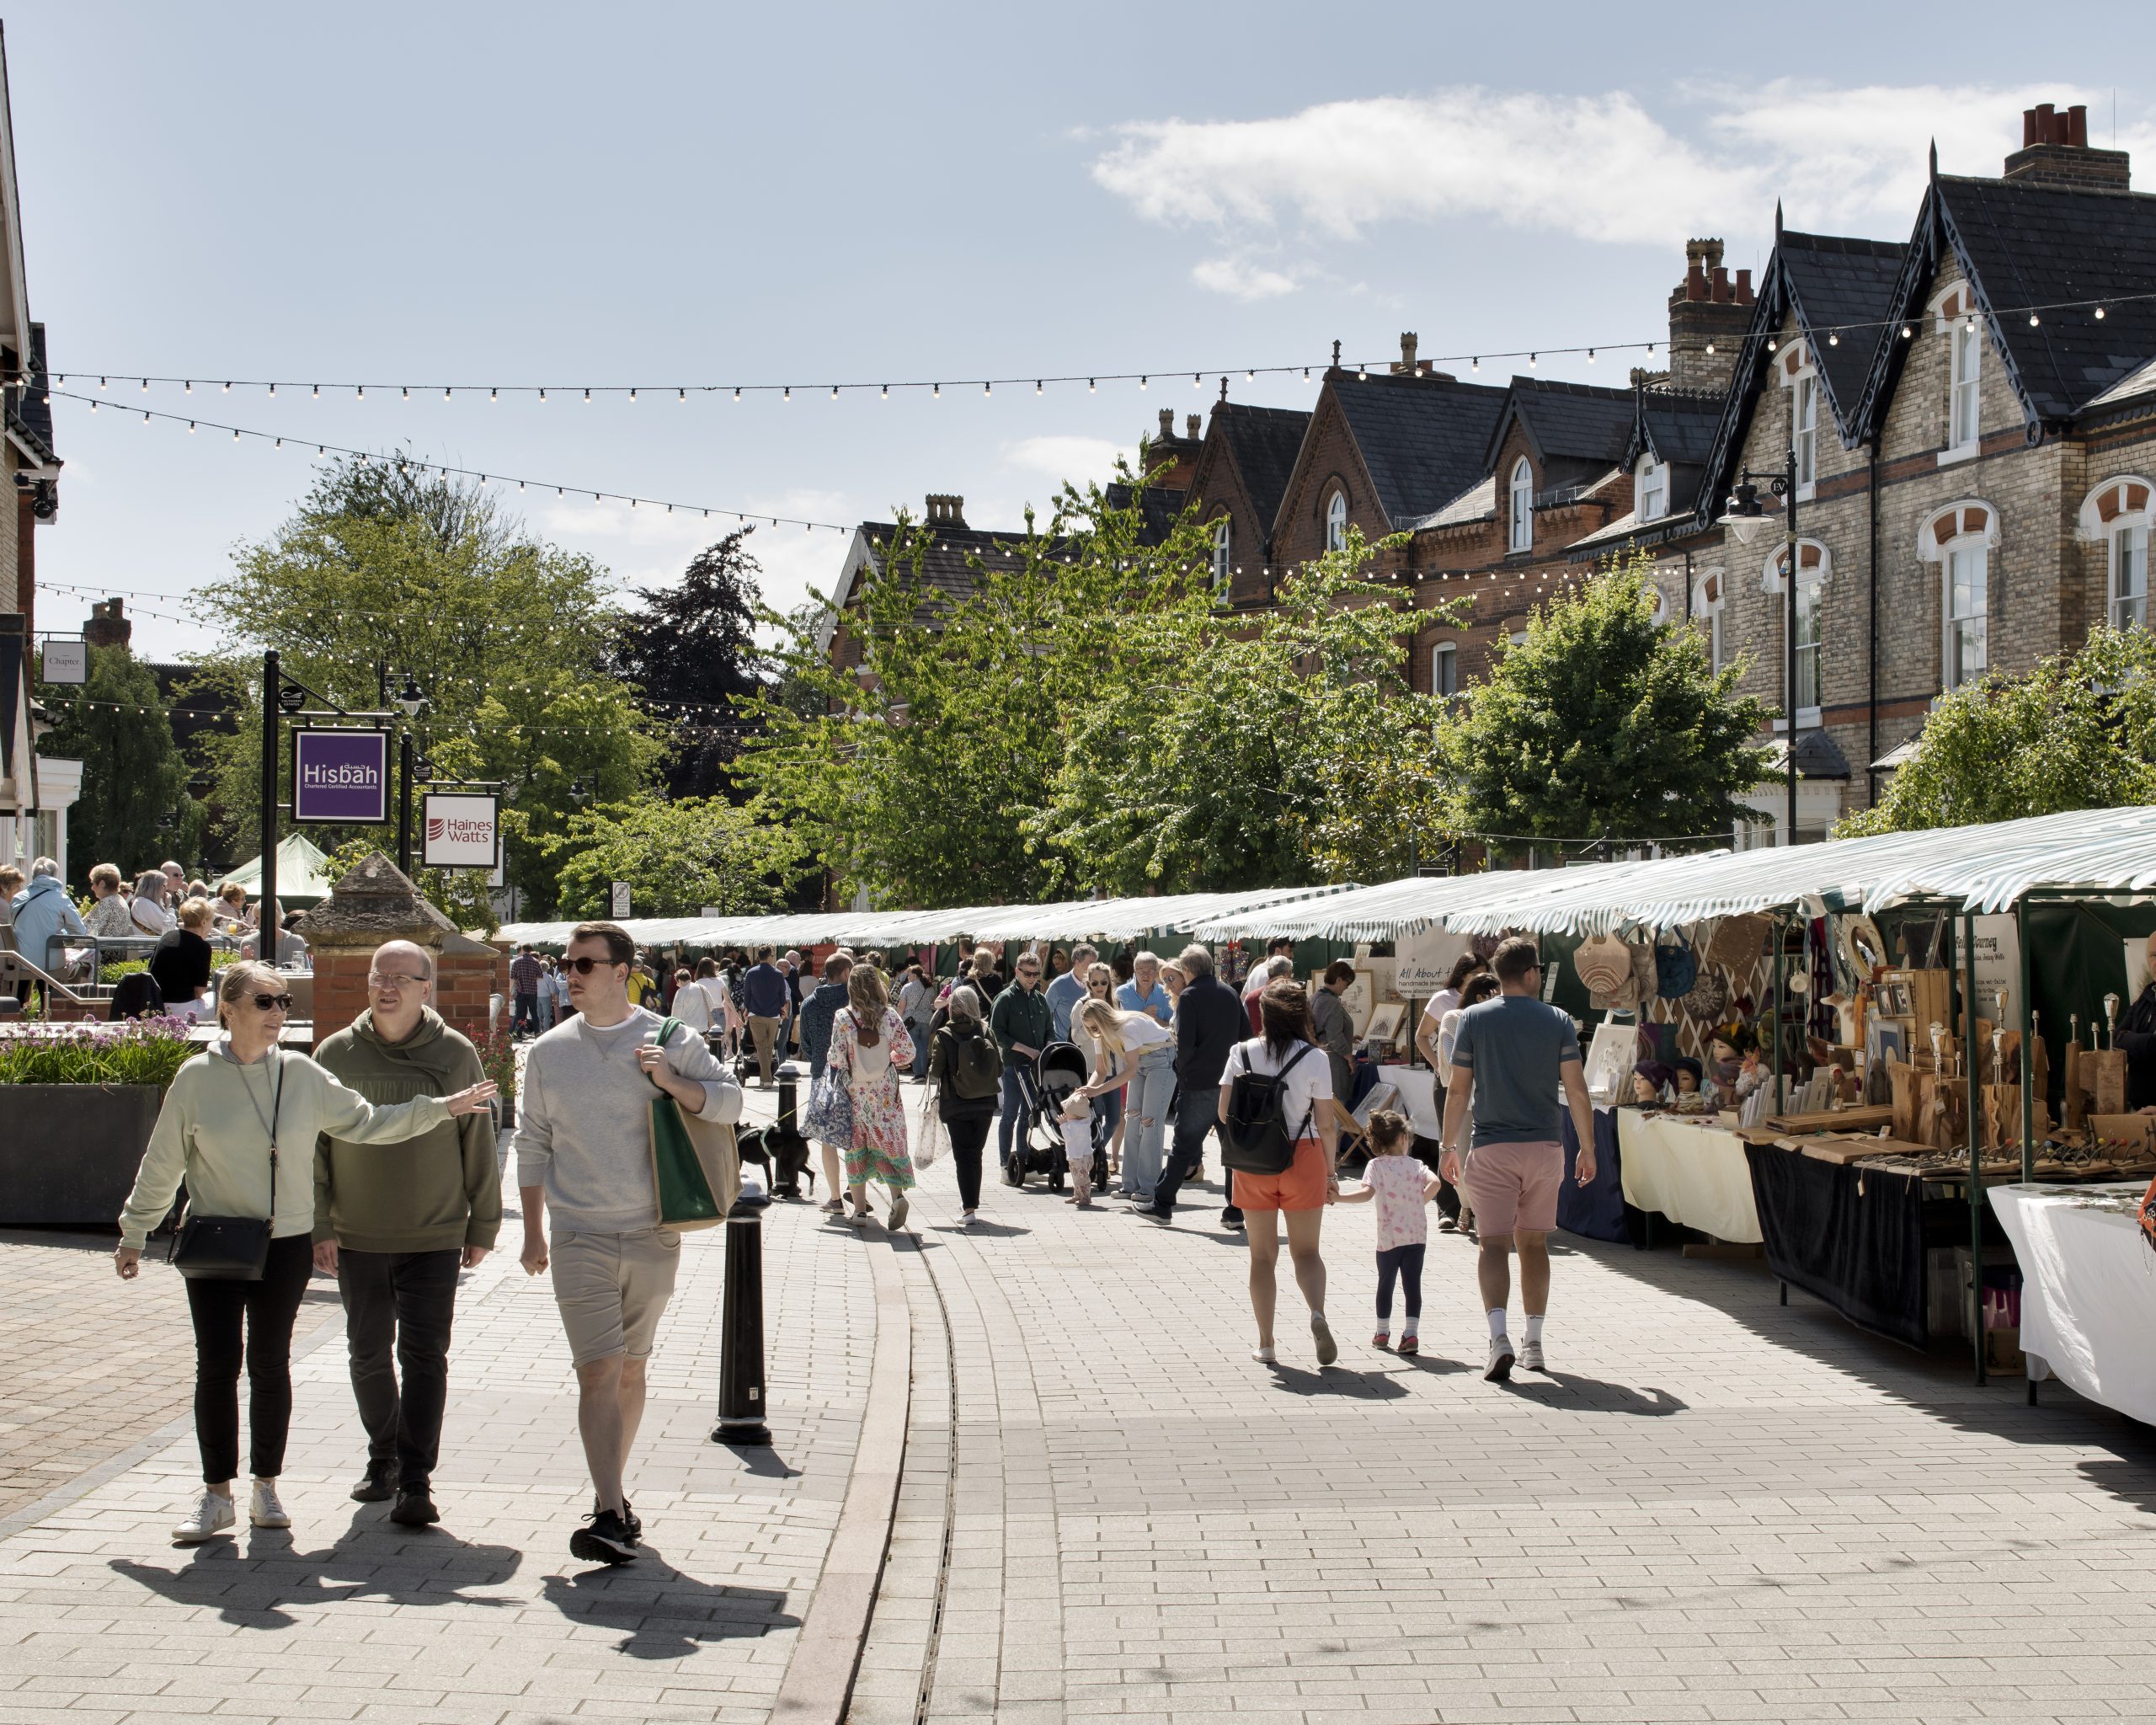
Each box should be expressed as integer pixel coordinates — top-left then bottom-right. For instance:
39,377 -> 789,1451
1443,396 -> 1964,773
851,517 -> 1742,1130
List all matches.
167,1054 -> 283,1281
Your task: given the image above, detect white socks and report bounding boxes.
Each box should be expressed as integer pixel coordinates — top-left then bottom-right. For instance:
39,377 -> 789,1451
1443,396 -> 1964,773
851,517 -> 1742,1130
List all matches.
1525,1314 -> 1545,1344
1486,1308 -> 1508,1340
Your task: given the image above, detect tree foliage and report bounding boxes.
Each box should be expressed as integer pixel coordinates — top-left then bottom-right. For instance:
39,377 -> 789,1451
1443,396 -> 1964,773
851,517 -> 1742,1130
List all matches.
614,530 -> 766,800
35,644 -> 206,887
1437,554 -> 1773,857
544,797 -> 812,919
195,457 -> 662,915
1835,625 -> 2156,836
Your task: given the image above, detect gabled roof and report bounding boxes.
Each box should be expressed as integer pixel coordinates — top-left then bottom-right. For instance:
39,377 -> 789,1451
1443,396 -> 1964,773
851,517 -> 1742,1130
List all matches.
814,518 -> 1041,654
1102,482 -> 1188,546
1630,387 -> 1725,468
1322,370 -> 1507,528
1483,377 -> 1638,489
1207,400 -> 1310,541
1854,171 -> 2156,435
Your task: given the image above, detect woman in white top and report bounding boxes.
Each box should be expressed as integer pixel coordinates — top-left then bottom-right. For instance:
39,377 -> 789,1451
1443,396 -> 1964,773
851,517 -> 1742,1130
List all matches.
129,870 -> 173,937
1220,978 -> 1343,1367
1064,964 -> 1122,1176
1064,998 -> 1171,1210
673,957 -> 720,1039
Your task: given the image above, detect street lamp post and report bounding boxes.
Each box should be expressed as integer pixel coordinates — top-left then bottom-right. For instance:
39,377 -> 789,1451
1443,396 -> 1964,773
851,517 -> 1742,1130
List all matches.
1722,444 -> 1801,846
389,671 -> 426,876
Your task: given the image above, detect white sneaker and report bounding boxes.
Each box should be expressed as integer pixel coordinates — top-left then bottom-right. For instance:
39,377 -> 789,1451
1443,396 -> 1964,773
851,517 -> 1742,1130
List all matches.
248,1480 -> 291,1529
1310,1313 -> 1338,1367
1251,1344 -> 1277,1365
1518,1338 -> 1546,1372
1484,1337 -> 1517,1382
173,1489 -> 235,1544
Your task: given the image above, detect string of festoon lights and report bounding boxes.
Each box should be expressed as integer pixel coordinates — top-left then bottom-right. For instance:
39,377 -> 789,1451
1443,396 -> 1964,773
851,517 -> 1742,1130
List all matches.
32,281 -> 2149,407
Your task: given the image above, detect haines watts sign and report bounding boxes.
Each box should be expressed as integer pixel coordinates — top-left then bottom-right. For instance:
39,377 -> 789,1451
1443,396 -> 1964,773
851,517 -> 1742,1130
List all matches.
422,793 -> 501,869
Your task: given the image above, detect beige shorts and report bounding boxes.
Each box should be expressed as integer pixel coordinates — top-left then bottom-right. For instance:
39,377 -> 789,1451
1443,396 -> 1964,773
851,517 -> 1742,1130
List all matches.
1461,1140 -> 1563,1237
550,1227 -> 682,1365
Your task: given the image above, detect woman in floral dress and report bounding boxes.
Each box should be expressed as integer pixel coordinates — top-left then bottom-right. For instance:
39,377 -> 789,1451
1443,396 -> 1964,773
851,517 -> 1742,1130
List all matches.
827,965 -> 916,1229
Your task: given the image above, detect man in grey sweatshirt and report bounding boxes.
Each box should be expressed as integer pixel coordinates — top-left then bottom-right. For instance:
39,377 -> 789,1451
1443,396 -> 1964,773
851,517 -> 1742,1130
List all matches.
518,920 -> 742,1567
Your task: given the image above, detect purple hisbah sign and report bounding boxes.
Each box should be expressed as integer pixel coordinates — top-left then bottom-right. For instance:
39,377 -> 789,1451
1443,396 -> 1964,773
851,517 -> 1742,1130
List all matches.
291,729 -> 390,825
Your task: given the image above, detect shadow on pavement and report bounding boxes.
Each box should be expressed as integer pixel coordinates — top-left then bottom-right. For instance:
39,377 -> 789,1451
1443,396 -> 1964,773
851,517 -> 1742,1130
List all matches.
930,1220 -> 1031,1238
111,1510 -> 522,1630
718,1445 -> 798,1479
1500,1372 -> 1687,1415
542,1552 -> 798,1658
1265,1364 -> 1410,1400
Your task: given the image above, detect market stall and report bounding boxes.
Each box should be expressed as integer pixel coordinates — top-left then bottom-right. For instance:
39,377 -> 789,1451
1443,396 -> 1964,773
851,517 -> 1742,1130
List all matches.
1615,1111 -> 1763,1243
1557,1105 -> 1627,1244
1988,1182 -> 2156,1423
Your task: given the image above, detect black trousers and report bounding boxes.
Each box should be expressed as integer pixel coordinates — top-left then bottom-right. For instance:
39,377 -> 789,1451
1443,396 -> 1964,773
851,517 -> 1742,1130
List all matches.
184,1232 -> 315,1483
945,1114 -> 990,1210
1151,1082 -> 1219,1215
511,991 -> 539,1035
1412,1133 -> 1463,1221
337,1247 -> 462,1488
1375,1242 -> 1426,1323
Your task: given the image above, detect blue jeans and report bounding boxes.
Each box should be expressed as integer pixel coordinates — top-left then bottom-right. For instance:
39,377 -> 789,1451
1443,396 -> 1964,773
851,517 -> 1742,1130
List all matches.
997,1064 -> 1031,1162
1121,1046 -> 1177,1198
1148,1082 -> 1219,1215
910,1022 -> 930,1078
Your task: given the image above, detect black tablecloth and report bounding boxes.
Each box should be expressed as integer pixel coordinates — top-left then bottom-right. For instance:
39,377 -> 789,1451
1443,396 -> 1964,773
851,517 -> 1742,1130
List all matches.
1743,1143 -> 1929,1348
1558,1106 -> 1629,1243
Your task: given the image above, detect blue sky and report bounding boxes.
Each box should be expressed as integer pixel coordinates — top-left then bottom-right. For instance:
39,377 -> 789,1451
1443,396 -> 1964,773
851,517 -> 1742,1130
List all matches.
14,3 -> 2153,661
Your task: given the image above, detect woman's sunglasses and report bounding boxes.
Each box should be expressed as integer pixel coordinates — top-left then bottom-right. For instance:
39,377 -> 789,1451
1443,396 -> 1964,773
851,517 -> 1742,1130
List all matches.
249,993 -> 291,1012
561,955 -> 624,975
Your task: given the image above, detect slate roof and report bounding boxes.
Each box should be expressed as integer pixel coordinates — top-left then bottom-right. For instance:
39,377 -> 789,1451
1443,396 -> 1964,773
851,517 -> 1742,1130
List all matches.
1762,730 -> 1853,780
1210,402 -> 1310,538
1409,474 -> 1497,531
854,521 -> 1037,604
8,319 -> 53,464
1495,377 -> 1638,467
1326,371 -> 1507,527
1102,482 -> 1189,546
1776,231 -> 1906,421
1936,174 -> 2156,423
1635,390 -> 1725,467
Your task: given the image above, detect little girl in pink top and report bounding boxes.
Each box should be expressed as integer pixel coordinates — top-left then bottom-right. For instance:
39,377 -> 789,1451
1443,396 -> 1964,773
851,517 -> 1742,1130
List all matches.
1336,1109 -> 1442,1354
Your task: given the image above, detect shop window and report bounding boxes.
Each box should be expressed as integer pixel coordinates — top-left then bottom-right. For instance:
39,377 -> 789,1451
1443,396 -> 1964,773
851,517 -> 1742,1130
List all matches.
1637,457 -> 1666,522
1431,641 -> 1459,698
1210,516 -> 1231,590
1693,568 -> 1725,670
1326,489 -> 1348,553
1508,458 -> 1533,553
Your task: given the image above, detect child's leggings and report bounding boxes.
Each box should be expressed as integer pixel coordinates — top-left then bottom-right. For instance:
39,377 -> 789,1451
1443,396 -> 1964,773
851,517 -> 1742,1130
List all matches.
1375,1243 -> 1426,1325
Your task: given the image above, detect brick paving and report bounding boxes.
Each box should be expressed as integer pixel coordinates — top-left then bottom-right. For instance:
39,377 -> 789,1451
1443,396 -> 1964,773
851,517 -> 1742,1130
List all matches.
9,1073 -> 2156,1722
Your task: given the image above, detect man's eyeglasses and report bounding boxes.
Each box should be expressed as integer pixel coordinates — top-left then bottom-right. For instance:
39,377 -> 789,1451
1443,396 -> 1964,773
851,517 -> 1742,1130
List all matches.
561,955 -> 624,975
367,973 -> 427,991
249,993 -> 291,1012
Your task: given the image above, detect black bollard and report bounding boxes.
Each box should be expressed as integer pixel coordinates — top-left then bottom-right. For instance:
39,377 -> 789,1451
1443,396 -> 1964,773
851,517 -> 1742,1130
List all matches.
712,1185 -> 773,1446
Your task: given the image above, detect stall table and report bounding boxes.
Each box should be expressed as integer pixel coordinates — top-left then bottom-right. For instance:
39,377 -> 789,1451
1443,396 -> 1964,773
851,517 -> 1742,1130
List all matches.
1988,1182 -> 2156,1423
1616,1110 -> 1764,1243
1742,1141 -> 1930,1348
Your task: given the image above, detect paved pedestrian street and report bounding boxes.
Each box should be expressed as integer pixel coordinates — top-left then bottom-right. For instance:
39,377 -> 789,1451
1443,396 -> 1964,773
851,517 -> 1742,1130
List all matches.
7,1084 -> 2156,1723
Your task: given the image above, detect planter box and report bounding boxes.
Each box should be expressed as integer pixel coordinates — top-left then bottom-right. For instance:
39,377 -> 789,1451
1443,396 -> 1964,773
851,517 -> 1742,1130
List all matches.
0,1084 -> 160,1227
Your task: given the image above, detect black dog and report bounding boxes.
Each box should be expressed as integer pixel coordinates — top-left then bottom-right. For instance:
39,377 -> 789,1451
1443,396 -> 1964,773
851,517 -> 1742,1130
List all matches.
737,1122 -> 814,1199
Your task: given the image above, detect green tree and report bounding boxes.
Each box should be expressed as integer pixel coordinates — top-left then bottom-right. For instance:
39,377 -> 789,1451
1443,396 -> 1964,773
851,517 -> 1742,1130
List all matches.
734,455 -> 1219,906
35,644 -> 205,887
1437,554 -> 1772,857
1835,625 -> 2156,836
614,529 -> 766,800
195,457 -> 662,915
544,797 -> 812,919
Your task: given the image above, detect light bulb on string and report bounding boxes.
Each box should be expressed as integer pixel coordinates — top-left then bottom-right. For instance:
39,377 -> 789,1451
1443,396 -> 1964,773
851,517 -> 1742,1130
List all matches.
584,387 -> 592,402
733,387 -> 739,400
1471,356 -> 1480,371
1529,353 -> 1538,367
401,386 -> 408,399
221,381 -> 230,393
933,382 -> 941,398
984,381 -> 990,396
1088,379 -> 1095,393
630,388 -> 638,402
1588,349 -> 1596,363
357,385 -> 365,398
2095,305 -> 2107,320
1036,380 -> 1042,395
2029,312 -> 2041,327
1828,332 -> 1839,346
188,420 -> 195,433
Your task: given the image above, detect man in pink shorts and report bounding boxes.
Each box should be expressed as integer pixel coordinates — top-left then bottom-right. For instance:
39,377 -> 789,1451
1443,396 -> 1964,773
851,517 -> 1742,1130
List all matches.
1438,937 -> 1594,1381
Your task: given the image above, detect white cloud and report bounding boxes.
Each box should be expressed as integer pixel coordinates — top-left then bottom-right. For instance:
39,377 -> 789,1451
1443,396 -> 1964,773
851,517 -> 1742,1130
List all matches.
1003,434 -> 1124,489
536,488 -> 853,622
1093,83 -> 2141,292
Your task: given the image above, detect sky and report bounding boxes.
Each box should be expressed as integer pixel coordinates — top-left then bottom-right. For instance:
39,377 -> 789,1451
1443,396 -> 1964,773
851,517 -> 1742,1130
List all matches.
12,3 -> 2154,663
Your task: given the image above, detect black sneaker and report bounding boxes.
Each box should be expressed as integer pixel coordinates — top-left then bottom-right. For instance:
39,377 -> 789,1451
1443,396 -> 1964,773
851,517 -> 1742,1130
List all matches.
570,1508 -> 638,1566
619,1498 -> 642,1543
1222,1208 -> 1245,1231
350,1461 -> 394,1503
389,1486 -> 440,1527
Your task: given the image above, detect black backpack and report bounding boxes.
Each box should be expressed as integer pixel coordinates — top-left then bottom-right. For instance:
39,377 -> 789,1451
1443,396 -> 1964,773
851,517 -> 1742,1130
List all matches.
945,1025 -> 1002,1101
1219,1040 -> 1316,1175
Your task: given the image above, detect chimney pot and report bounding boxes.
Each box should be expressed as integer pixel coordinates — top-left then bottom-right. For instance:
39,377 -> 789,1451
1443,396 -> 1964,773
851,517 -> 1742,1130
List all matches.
2069,104 -> 2089,147
2023,106 -> 2039,147
1736,268 -> 1753,304
1401,331 -> 1418,368
1710,265 -> 1730,303
1185,414 -> 1200,439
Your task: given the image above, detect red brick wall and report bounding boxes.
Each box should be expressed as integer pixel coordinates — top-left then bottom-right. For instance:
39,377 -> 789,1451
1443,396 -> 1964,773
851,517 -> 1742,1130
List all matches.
308,944 -> 508,1049
1268,389 -> 1383,574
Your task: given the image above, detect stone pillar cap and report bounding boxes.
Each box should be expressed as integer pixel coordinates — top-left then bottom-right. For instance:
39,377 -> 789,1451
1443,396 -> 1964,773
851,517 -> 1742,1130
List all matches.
296,852 -> 457,952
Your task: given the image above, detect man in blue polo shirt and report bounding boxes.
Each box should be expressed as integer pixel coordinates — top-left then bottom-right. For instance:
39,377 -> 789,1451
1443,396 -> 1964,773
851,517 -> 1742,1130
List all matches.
740,944 -> 790,1087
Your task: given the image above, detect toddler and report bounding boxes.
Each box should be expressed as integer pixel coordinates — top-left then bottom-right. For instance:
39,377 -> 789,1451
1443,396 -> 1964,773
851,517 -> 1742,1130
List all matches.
1336,1108 -> 1442,1354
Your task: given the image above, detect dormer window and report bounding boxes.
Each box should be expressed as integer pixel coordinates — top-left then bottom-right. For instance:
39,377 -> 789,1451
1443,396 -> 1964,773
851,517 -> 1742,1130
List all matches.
1636,456 -> 1667,522
1326,489 -> 1348,553
1508,457 -> 1533,553
1210,515 -> 1231,590
1934,284 -> 1983,459
2078,476 -> 2153,632
1775,339 -> 1818,494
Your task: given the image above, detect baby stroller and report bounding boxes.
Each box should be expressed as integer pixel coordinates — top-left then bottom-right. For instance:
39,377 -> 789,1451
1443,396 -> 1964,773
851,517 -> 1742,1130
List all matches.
1005,1041 -> 1110,1193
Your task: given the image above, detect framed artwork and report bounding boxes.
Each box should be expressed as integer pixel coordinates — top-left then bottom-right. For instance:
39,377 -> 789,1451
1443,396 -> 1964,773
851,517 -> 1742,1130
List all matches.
1363,1001 -> 1407,1049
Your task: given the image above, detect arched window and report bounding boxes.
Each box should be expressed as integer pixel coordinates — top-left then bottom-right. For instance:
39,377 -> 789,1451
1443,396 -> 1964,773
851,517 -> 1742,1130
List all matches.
1933,283 -> 1983,457
1210,515 -> 1231,590
1430,640 -> 1460,698
2078,476 -> 2153,632
1692,567 -> 1725,671
1919,500 -> 1998,690
1775,339 -> 1820,490
1326,490 -> 1348,553
1762,542 -> 1830,720
1508,458 -> 1534,553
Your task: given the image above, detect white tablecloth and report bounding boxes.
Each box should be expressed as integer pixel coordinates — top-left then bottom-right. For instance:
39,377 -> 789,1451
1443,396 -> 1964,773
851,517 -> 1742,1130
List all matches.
1376,1065 -> 1442,1140
1988,1183 -> 2156,1420
1616,1111 -> 1762,1243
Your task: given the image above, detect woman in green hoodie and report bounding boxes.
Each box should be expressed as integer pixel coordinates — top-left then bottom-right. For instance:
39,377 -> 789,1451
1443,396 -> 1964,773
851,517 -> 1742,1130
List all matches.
113,961 -> 496,1546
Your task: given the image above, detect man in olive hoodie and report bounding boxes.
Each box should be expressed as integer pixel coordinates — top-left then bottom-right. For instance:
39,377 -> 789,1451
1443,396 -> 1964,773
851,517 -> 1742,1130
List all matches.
313,939 -> 499,1527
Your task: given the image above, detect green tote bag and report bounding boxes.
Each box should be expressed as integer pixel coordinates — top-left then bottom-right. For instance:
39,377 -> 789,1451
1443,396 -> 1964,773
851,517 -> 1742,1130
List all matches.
646,1017 -> 740,1231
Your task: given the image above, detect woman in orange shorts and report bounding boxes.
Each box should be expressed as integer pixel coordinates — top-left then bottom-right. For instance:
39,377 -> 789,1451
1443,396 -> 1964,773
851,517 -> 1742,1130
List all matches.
1219,980 -> 1343,1366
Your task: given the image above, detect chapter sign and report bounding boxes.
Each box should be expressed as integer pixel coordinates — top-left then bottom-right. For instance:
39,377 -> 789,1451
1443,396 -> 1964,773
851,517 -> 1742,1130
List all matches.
40,639 -> 87,685
291,728 -> 389,825
422,793 -> 500,869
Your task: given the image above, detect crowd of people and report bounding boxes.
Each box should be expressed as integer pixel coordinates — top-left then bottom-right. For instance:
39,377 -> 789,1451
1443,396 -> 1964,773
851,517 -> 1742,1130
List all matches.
3,854 -> 306,1013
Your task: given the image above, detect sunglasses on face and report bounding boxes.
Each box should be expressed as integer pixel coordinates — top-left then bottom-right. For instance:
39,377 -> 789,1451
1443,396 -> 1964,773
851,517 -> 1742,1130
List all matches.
562,956 -> 624,975
249,993 -> 291,1012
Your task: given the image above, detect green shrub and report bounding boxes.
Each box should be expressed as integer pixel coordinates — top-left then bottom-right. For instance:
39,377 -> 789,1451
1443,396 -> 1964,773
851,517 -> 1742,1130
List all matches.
0,1018 -> 200,1089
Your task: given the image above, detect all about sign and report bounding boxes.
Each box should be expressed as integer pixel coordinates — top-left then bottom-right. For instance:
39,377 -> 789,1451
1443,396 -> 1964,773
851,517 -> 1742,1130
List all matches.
291,729 -> 390,825
422,793 -> 500,869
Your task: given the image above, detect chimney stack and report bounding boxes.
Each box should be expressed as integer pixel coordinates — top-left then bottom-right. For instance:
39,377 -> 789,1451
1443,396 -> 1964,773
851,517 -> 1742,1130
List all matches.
1667,238 -> 1752,394
924,493 -> 966,527
1390,331 -> 1421,374
1186,414 -> 1201,439
1158,408 -> 1174,441
83,596 -> 131,649
2004,101 -> 2129,190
